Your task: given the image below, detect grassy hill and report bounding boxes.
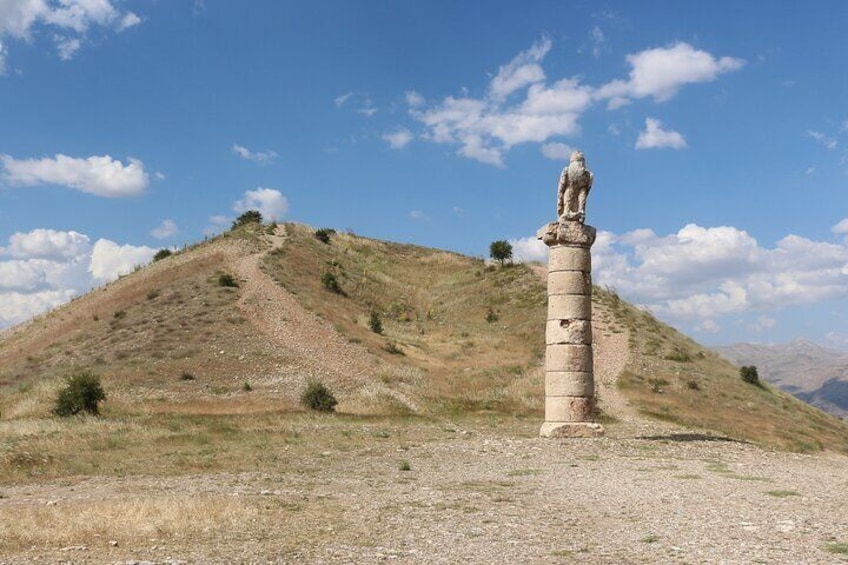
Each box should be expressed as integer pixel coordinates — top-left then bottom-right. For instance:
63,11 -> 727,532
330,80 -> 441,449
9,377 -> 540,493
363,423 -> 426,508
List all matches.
1,220 -> 847,486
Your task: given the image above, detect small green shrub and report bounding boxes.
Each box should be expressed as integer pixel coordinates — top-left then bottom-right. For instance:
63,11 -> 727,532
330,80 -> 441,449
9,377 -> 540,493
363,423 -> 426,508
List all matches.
146,289 -> 160,300
242,382 -> 253,392
218,273 -> 239,288
740,365 -> 760,386
369,311 -> 384,334
231,210 -> 263,230
485,308 -> 499,323
686,379 -> 701,391
113,310 -> 126,319
399,460 -> 411,471
180,371 -> 195,381
53,371 -> 106,417
153,248 -> 172,262
315,228 -> 336,244
300,380 -> 338,412
321,272 -> 342,294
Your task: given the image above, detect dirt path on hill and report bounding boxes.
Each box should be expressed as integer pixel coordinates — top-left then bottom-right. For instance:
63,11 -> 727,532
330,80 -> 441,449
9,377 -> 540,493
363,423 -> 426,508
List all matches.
226,227 -> 387,400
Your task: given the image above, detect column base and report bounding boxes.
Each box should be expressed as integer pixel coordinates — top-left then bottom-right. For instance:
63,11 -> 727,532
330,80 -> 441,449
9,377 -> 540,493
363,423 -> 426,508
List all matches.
540,421 -> 605,438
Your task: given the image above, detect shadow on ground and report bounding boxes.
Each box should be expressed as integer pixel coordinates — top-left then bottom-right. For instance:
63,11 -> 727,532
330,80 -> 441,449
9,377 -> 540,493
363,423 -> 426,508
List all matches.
637,433 -> 750,444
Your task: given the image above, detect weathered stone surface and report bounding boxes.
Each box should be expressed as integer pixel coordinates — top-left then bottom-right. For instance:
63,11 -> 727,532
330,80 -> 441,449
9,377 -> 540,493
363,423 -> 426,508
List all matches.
539,421 -> 605,438
538,222 -> 597,248
548,246 -> 591,273
537,221 -> 559,246
545,371 -> 595,396
556,221 -> 596,247
547,294 -> 592,321
544,395 -> 595,422
546,344 -> 593,372
546,319 -> 592,345
548,271 -> 592,296
557,151 -> 593,224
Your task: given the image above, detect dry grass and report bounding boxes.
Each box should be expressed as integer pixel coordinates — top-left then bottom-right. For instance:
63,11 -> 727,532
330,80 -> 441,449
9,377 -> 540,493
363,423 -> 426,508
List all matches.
593,287 -> 848,453
0,494 -> 259,550
261,223 -> 546,416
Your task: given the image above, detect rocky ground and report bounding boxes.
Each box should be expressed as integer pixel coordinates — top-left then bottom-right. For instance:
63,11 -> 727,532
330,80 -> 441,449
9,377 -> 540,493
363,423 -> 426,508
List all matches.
2,424 -> 848,564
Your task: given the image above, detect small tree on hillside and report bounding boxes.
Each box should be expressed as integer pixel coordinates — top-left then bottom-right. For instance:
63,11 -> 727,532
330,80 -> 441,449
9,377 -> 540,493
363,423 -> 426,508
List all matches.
489,240 -> 513,266
231,210 -> 263,230
740,365 -> 760,386
153,248 -> 172,262
54,371 -> 106,416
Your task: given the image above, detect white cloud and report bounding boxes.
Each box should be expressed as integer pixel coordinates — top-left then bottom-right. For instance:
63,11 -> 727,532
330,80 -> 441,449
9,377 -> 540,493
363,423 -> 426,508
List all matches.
0,228 -> 154,329
54,35 -> 80,60
233,187 -> 289,221
489,37 -> 551,100
0,0 -> 142,65
695,319 -> 720,334
505,222 -> 848,340
405,91 -> 424,107
118,12 -> 141,31
150,219 -> 178,240
807,130 -> 837,150
805,166 -> 815,175
595,42 -> 744,108
382,128 -> 413,149
409,38 -> 739,166
4,228 -> 91,260
204,215 -> 230,237
509,236 -> 548,263
232,144 -> 277,163
588,26 -> 605,58
408,210 -> 429,221
635,118 -> 687,150
0,289 -> 77,328
540,142 -> 574,160
1,153 -> 149,197
88,239 -> 155,281
750,315 -> 776,332
334,91 -> 353,108
0,40 -> 6,75
832,218 -> 848,234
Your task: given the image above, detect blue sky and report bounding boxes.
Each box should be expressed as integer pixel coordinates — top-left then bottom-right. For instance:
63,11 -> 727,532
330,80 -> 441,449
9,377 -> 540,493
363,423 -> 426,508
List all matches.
1,0 -> 847,349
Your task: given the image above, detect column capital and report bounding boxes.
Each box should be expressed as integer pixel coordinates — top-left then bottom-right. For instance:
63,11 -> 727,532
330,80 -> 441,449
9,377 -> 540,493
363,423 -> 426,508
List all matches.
537,220 -> 596,248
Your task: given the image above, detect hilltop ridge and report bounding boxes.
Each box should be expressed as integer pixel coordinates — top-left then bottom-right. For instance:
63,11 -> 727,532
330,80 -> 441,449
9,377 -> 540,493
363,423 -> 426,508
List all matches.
2,221 -> 847,453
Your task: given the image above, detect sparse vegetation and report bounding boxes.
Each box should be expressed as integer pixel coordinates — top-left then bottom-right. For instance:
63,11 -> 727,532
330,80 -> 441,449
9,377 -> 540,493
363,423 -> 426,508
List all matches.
384,341 -> 404,355
314,228 -> 336,244
826,542 -> 848,555
53,371 -> 106,417
300,380 -> 338,412
231,210 -> 263,230
153,248 -> 173,262
218,273 -> 239,288
321,272 -> 342,294
398,460 -> 411,471
489,240 -> 513,266
740,365 -> 760,386
369,311 -> 384,334
180,371 -> 196,381
485,308 -> 499,323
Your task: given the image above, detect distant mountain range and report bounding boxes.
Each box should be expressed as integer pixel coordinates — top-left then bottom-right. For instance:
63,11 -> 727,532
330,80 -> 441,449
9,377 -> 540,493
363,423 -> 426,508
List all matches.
715,340 -> 848,418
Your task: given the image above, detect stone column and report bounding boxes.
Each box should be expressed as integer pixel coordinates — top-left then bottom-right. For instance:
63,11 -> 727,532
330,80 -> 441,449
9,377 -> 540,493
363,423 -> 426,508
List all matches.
537,220 -> 604,438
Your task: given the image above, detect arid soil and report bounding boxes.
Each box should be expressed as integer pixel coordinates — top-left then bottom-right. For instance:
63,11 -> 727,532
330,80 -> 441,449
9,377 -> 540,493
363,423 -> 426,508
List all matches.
2,424 -> 847,564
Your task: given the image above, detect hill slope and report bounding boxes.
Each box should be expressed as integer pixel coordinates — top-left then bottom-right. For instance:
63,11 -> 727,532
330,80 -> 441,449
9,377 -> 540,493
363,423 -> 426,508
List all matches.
1,221 -> 847,455
716,340 -> 848,418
